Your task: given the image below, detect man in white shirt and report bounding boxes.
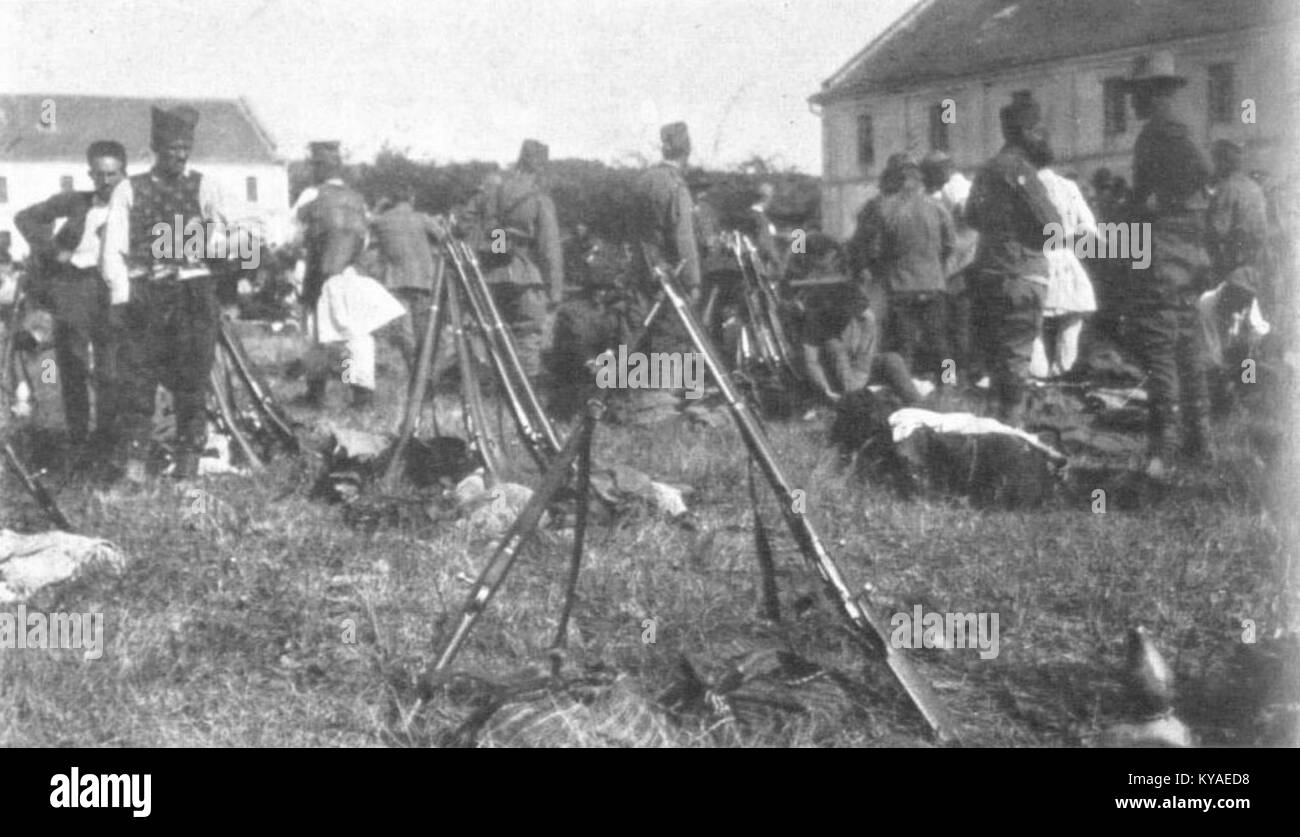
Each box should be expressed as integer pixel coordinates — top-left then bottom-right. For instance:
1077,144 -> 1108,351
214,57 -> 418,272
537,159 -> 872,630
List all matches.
15,140 -> 128,458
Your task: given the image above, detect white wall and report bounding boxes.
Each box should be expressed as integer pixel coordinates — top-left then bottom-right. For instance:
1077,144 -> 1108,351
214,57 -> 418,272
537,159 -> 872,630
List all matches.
820,28 -> 1295,240
0,159 -> 290,260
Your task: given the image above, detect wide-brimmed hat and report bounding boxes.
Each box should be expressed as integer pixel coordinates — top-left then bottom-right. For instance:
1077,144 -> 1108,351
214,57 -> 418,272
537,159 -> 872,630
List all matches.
1127,51 -> 1187,90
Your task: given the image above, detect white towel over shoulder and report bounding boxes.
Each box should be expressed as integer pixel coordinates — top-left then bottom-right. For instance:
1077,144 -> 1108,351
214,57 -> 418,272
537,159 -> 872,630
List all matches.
315,266 -> 406,343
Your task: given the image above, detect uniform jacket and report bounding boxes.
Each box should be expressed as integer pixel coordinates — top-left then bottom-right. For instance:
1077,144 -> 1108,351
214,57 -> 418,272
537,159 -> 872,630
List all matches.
1132,114 -> 1210,214
967,144 -> 1060,282
15,191 -> 96,266
633,161 -> 701,290
371,201 -> 442,293
1206,172 -> 1269,281
852,181 -> 954,296
462,171 -> 564,302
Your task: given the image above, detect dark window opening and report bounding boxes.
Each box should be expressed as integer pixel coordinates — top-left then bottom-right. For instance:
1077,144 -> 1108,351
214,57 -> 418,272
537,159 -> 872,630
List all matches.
1209,63 -> 1236,124
1103,78 -> 1128,136
857,114 -> 875,168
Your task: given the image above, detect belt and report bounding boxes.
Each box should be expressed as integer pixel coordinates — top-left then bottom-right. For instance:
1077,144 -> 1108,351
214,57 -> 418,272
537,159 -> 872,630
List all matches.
128,263 -> 211,283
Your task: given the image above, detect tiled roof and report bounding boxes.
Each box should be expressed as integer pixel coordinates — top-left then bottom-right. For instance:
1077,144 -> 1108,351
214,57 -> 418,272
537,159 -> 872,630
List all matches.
812,0 -> 1295,104
0,94 -> 281,164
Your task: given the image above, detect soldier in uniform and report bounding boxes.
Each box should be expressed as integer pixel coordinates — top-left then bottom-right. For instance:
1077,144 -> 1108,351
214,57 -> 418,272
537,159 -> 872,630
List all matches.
966,93 -> 1061,425
101,106 -> 249,481
1125,52 -> 1214,471
289,141 -> 370,408
370,182 -> 448,383
853,152 -> 955,383
15,140 -> 127,461
460,139 -> 564,385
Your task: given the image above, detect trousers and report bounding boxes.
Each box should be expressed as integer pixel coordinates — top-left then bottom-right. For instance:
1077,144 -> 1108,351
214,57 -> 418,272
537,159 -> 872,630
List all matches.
49,267 -> 118,444
117,275 -> 219,456
969,271 -> 1046,421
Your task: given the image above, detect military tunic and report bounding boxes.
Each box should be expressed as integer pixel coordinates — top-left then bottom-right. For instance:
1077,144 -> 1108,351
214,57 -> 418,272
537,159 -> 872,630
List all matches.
966,144 -> 1060,422
1127,112 -> 1213,456
461,170 -> 563,380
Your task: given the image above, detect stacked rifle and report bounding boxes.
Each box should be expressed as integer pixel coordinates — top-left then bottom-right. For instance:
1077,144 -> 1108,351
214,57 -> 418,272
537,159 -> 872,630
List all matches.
424,249 -> 960,743
378,224 -> 564,493
721,231 -> 797,379
206,320 -> 301,473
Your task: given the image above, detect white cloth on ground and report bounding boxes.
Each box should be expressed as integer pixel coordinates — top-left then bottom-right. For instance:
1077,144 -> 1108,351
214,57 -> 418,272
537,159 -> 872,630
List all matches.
888,407 -> 1066,461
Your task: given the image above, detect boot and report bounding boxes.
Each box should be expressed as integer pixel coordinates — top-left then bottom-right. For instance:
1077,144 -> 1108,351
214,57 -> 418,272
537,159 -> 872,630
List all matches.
1145,423 -> 1178,480
296,377 -> 327,408
1180,416 -> 1213,464
350,385 -> 374,410
173,450 -> 201,480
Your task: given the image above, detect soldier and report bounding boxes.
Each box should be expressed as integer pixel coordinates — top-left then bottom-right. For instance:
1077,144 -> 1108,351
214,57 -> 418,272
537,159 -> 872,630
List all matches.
748,182 -> 783,271
15,140 -> 127,462
1126,52 -> 1214,471
101,106 -> 250,481
1204,139 -> 1270,417
966,93 -> 1061,425
289,141 -> 370,408
788,234 -> 921,406
370,182 -> 448,381
853,152 -> 954,384
460,139 -> 564,385
922,151 -> 979,384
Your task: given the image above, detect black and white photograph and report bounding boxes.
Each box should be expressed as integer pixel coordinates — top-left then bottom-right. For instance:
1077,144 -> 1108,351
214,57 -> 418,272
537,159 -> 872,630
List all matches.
0,0 -> 1297,768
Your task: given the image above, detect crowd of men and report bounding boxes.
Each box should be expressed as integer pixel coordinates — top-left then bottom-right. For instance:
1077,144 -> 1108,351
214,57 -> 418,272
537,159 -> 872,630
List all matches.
4,46 -> 1292,485
828,51 -> 1288,478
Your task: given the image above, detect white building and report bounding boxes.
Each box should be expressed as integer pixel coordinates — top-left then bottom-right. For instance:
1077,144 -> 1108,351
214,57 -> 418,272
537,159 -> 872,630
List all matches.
810,0 -> 1300,239
0,94 -> 290,260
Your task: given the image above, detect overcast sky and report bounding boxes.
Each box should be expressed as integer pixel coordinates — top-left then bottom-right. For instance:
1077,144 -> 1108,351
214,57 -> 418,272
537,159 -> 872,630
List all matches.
1,0 -> 916,171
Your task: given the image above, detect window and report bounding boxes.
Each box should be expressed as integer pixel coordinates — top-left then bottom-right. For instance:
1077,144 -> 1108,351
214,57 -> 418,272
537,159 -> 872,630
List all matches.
1209,62 -> 1236,123
1103,78 -> 1128,136
0,176 -> 7,203
246,176 -> 259,203
856,114 -> 875,168
929,102 -> 951,151
59,175 -> 74,193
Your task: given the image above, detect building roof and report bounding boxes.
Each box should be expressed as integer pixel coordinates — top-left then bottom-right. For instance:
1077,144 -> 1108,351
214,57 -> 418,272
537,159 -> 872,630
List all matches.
0,94 -> 281,164
812,0 -> 1296,104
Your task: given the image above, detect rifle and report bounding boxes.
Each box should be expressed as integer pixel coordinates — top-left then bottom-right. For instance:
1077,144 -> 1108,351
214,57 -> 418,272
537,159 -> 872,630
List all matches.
443,237 -> 562,467
217,320 -> 299,453
208,356 -> 266,473
653,264 -> 959,743
2,442 -> 74,531
446,263 -> 504,483
379,256 -> 448,492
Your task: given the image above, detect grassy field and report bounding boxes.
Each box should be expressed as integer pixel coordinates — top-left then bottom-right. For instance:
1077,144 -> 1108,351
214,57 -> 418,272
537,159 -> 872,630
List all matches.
1,330 -> 1297,748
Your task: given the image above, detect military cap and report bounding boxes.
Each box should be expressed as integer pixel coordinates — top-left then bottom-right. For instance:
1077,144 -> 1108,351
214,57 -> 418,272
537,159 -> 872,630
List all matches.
309,141 -> 343,165
518,138 -> 549,172
151,105 -> 199,147
661,122 -> 691,160
999,95 -> 1043,138
1127,51 -> 1187,90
